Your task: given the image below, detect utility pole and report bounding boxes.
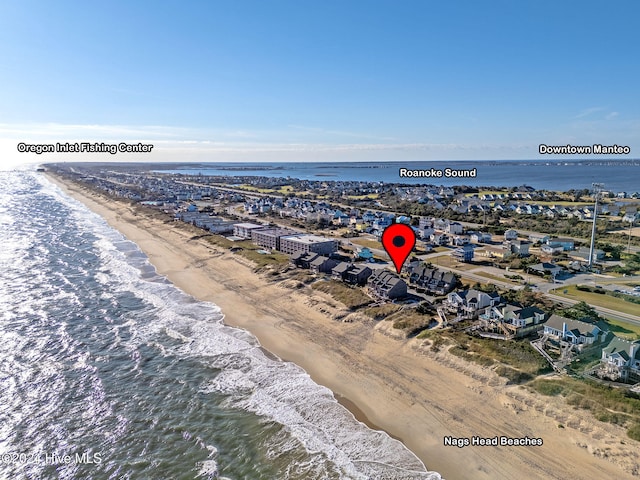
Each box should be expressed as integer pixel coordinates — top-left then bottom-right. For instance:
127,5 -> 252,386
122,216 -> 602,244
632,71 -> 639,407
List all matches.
588,183 -> 603,270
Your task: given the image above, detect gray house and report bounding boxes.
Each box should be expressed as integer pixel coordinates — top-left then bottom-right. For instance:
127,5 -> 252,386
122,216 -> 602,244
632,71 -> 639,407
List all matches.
543,315 -> 609,345
600,337 -> 640,382
408,264 -> 457,294
309,256 -> 340,274
291,251 -> 319,269
368,269 -> 407,300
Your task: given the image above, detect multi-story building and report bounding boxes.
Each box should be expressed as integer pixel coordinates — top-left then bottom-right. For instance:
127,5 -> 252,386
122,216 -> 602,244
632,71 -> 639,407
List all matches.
233,222 -> 266,239
251,228 -> 297,251
279,234 -> 338,256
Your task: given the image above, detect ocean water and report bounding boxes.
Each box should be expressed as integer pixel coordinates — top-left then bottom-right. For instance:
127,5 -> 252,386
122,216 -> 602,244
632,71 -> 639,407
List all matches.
156,160 -> 640,192
0,170 -> 440,480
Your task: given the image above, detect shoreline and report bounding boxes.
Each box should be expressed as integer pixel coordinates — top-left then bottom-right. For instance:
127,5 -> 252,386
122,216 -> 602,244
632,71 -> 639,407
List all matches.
46,172 -> 640,480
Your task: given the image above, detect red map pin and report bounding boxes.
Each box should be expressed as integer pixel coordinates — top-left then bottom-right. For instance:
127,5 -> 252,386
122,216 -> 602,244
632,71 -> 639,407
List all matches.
381,223 -> 416,273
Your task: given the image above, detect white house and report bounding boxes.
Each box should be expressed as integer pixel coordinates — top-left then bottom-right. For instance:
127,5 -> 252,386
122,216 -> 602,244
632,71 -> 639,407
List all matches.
446,289 -> 501,319
600,337 -> 640,382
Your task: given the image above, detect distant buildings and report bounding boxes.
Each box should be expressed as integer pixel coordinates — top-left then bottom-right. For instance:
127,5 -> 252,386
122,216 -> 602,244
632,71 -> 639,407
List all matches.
452,244 -> 475,263
504,229 -> 518,241
527,262 -> 564,278
546,237 -> 575,251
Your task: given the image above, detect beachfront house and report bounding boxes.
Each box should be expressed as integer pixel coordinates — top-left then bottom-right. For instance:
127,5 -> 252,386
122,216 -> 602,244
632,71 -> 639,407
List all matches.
543,315 -> 609,346
600,337 -> 640,382
469,232 -> 493,244
309,256 -> 339,274
571,247 -> 605,262
452,244 -> 475,263
445,289 -> 501,319
368,269 -> 407,300
291,251 -> 319,269
344,264 -> 373,286
479,303 -> 547,338
505,240 -> 531,257
541,244 -> 564,255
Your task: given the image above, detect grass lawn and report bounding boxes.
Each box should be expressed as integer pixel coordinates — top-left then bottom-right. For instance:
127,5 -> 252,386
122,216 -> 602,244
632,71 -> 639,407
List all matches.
551,285 -> 640,317
605,318 -> 640,340
473,271 -> 520,285
350,238 -> 383,250
344,193 -> 380,200
433,255 -> 476,271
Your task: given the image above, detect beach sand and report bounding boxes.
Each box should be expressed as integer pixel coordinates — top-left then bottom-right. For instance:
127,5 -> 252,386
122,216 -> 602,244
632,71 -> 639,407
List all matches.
49,174 -> 640,480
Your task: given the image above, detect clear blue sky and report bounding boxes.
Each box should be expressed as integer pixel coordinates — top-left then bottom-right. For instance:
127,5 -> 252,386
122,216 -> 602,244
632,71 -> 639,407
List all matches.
2,0 -> 639,164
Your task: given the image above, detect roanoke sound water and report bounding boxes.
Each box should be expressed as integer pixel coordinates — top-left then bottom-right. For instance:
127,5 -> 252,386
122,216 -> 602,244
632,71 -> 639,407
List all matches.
0,170 -> 440,480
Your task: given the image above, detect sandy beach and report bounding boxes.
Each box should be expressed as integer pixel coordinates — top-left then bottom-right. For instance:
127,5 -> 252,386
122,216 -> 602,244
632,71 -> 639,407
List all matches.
48,173 -> 639,480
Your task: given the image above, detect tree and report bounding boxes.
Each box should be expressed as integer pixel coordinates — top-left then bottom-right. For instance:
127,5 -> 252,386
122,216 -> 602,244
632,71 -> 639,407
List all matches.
560,301 -> 602,321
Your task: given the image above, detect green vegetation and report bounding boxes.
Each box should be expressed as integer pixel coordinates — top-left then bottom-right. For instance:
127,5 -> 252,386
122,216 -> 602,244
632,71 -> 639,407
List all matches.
387,309 -> 434,337
350,238 -> 384,251
203,236 -> 290,269
344,193 -> 380,200
311,280 -> 372,310
416,329 -> 452,352
473,271 -> 520,284
530,377 -> 640,439
628,423 -> 640,442
419,330 -> 549,380
530,379 -> 565,396
612,252 -> 640,275
241,248 -> 290,268
361,304 -> 402,320
552,286 -> 640,317
500,285 -> 555,311
605,318 -> 640,340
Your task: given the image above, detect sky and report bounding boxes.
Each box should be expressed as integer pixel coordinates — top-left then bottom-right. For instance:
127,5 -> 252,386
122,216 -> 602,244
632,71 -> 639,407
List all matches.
1,0 -> 639,167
